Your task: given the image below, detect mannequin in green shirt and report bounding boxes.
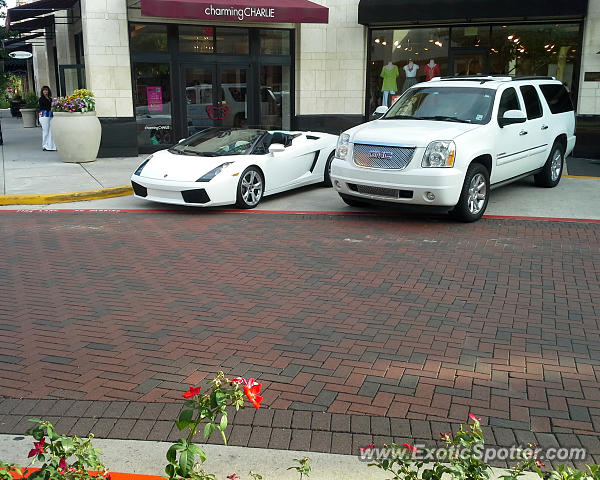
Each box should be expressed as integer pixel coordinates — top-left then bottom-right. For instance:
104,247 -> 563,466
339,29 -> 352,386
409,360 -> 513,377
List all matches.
380,61 -> 399,107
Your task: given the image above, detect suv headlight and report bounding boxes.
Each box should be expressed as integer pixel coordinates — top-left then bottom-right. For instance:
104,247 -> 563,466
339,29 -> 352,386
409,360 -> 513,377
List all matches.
422,141 -> 456,168
196,162 -> 234,182
335,133 -> 350,160
134,155 -> 153,176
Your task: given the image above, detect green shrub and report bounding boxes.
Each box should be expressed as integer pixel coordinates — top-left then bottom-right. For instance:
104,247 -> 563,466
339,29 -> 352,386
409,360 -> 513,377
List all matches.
23,92 -> 39,109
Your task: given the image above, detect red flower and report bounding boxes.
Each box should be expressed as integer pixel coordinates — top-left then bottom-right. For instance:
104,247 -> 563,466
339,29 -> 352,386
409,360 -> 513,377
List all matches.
58,458 -> 67,474
182,386 -> 202,399
28,438 -> 45,458
243,380 -> 263,409
227,475 -> 241,480
360,443 -> 375,452
403,443 -> 419,453
232,377 -> 246,384
440,432 -> 452,440
468,413 -> 482,422
536,460 -> 545,468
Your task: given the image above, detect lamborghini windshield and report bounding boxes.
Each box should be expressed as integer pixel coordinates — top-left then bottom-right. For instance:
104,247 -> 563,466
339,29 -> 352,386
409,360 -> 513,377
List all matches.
169,128 -> 266,156
384,86 -> 496,125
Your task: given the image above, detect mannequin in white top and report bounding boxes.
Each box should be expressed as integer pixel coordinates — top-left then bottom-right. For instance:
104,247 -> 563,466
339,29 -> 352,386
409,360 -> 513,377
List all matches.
402,60 -> 419,92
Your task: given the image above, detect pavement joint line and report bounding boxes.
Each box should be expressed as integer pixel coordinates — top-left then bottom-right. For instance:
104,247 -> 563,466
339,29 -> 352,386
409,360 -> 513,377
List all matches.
0,185 -> 133,205
1,207 -> 600,223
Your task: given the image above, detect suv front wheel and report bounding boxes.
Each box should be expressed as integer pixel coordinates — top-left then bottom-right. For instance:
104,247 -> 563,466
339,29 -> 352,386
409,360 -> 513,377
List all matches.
451,163 -> 490,222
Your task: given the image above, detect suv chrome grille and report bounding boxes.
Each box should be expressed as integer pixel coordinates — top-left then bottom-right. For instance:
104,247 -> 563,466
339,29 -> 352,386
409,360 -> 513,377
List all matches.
353,143 -> 415,169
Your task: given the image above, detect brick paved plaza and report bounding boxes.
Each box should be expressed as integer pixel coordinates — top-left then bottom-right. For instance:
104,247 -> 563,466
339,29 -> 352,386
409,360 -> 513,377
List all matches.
0,212 -> 599,464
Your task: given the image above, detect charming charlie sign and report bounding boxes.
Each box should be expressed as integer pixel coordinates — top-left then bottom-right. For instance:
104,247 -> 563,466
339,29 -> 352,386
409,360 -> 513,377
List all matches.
205,4 -> 275,21
141,0 -> 328,24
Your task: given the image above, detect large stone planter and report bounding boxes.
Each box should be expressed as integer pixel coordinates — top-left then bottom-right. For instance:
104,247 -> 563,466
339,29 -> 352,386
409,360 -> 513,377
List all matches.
51,111 -> 101,163
20,108 -> 37,127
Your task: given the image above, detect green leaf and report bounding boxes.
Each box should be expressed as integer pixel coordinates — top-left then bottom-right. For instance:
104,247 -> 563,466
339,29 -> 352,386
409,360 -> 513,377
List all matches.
179,448 -> 195,477
165,464 -> 175,479
204,422 -> 215,439
220,414 -> 228,431
188,444 -> 207,463
166,444 -> 178,463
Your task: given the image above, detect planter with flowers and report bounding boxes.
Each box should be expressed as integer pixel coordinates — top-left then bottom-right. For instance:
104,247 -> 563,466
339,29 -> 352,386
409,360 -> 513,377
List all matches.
51,89 -> 101,163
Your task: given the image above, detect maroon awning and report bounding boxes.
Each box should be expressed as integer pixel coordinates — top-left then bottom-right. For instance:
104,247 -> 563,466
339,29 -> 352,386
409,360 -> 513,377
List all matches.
140,0 -> 328,23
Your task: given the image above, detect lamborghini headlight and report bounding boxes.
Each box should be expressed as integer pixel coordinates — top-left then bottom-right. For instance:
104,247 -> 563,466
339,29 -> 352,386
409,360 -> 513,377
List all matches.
134,155 -> 153,176
422,141 -> 456,168
196,162 -> 234,182
335,133 -> 350,160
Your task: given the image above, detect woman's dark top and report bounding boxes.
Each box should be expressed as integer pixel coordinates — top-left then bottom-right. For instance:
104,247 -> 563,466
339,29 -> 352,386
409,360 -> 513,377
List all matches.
39,96 -> 52,111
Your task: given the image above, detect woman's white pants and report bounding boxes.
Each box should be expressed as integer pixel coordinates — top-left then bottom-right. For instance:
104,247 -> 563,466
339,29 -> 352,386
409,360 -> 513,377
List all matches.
39,116 -> 56,151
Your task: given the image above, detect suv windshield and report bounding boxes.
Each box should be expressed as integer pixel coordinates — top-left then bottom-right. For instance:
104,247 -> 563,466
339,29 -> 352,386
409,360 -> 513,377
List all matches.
169,128 -> 266,156
384,86 -> 496,125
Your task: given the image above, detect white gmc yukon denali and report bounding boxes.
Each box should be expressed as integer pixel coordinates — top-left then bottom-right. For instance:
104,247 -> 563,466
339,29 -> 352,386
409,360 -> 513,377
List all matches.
330,76 -> 576,221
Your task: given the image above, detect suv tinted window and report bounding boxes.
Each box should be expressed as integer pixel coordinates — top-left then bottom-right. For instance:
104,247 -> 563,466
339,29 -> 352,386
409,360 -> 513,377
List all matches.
498,88 -> 521,118
539,84 -> 574,114
520,85 -> 543,119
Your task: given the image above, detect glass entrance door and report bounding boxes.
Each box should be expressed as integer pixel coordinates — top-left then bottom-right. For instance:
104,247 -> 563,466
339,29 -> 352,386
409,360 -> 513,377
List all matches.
449,49 -> 489,76
182,65 -> 249,137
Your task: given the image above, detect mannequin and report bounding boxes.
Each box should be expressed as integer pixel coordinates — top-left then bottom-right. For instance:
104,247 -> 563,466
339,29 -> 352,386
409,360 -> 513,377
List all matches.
380,61 -> 399,107
402,60 -> 419,92
424,59 -> 440,81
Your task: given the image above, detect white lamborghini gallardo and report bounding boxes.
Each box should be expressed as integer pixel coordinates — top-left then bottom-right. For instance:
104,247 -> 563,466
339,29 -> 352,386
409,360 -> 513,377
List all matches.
131,128 -> 338,208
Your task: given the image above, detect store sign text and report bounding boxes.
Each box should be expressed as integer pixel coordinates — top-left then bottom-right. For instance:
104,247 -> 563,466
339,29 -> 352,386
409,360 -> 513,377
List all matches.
204,5 -> 275,21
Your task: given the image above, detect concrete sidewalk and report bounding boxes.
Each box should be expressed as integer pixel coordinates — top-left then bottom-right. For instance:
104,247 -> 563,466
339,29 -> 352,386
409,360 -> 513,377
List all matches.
0,112 -> 143,201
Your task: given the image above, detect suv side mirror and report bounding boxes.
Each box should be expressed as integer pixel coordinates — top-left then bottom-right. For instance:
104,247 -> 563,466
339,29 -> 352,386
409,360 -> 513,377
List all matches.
498,110 -> 526,128
373,105 -> 389,117
268,143 -> 286,154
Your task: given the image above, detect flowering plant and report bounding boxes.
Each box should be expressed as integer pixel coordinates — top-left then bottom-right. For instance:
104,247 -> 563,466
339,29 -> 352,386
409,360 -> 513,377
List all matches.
0,418 -> 110,480
52,89 -> 96,113
165,372 -> 264,480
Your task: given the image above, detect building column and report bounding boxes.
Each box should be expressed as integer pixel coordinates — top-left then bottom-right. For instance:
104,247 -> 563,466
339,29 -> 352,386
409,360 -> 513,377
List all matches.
79,0 -> 137,156
294,0 -> 367,133
578,0 -> 600,115
32,37 -> 56,94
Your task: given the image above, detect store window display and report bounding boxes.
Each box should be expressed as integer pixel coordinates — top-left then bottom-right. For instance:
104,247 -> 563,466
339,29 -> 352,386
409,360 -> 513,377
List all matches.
380,61 -> 399,106
368,28 -> 449,114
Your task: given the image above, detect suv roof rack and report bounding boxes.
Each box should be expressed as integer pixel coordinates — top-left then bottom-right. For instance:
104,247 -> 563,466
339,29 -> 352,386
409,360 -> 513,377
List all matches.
432,75 -> 556,84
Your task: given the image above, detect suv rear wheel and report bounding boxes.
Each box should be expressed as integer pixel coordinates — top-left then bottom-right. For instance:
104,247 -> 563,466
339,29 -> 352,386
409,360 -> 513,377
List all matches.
534,143 -> 564,188
451,163 -> 490,222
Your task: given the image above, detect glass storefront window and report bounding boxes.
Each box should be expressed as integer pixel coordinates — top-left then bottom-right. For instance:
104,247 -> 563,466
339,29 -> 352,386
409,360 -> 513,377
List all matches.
133,62 -> 172,148
260,29 -> 290,55
451,26 -> 490,48
216,27 -> 249,54
368,28 -> 449,112
490,24 -> 581,92
260,65 -> 291,129
179,26 -> 215,54
129,24 -> 168,52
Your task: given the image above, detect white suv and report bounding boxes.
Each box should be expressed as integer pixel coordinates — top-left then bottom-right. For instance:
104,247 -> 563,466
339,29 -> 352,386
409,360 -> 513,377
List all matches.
330,76 -> 576,221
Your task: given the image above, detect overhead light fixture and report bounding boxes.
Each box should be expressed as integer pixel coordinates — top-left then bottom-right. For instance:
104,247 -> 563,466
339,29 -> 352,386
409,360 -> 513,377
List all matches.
374,38 -> 380,43
508,35 -> 514,40
382,41 -> 387,45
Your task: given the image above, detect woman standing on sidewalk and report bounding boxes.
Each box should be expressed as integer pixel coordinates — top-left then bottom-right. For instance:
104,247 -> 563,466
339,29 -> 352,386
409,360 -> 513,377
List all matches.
38,86 -> 56,151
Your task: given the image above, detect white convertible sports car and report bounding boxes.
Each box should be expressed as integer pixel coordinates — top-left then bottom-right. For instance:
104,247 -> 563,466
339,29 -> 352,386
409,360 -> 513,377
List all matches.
131,128 -> 338,208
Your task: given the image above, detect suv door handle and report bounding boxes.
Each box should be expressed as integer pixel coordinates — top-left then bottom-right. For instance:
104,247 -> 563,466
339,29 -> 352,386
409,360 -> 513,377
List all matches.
519,130 -> 528,136
541,125 -> 549,130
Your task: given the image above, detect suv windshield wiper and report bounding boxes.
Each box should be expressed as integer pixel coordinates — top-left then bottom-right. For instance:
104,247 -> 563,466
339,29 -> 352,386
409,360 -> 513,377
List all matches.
383,114 -> 422,120
415,116 -> 470,123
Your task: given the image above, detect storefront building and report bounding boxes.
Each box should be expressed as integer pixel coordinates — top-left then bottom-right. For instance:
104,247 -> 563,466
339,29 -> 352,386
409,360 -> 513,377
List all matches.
5,0 -> 600,158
